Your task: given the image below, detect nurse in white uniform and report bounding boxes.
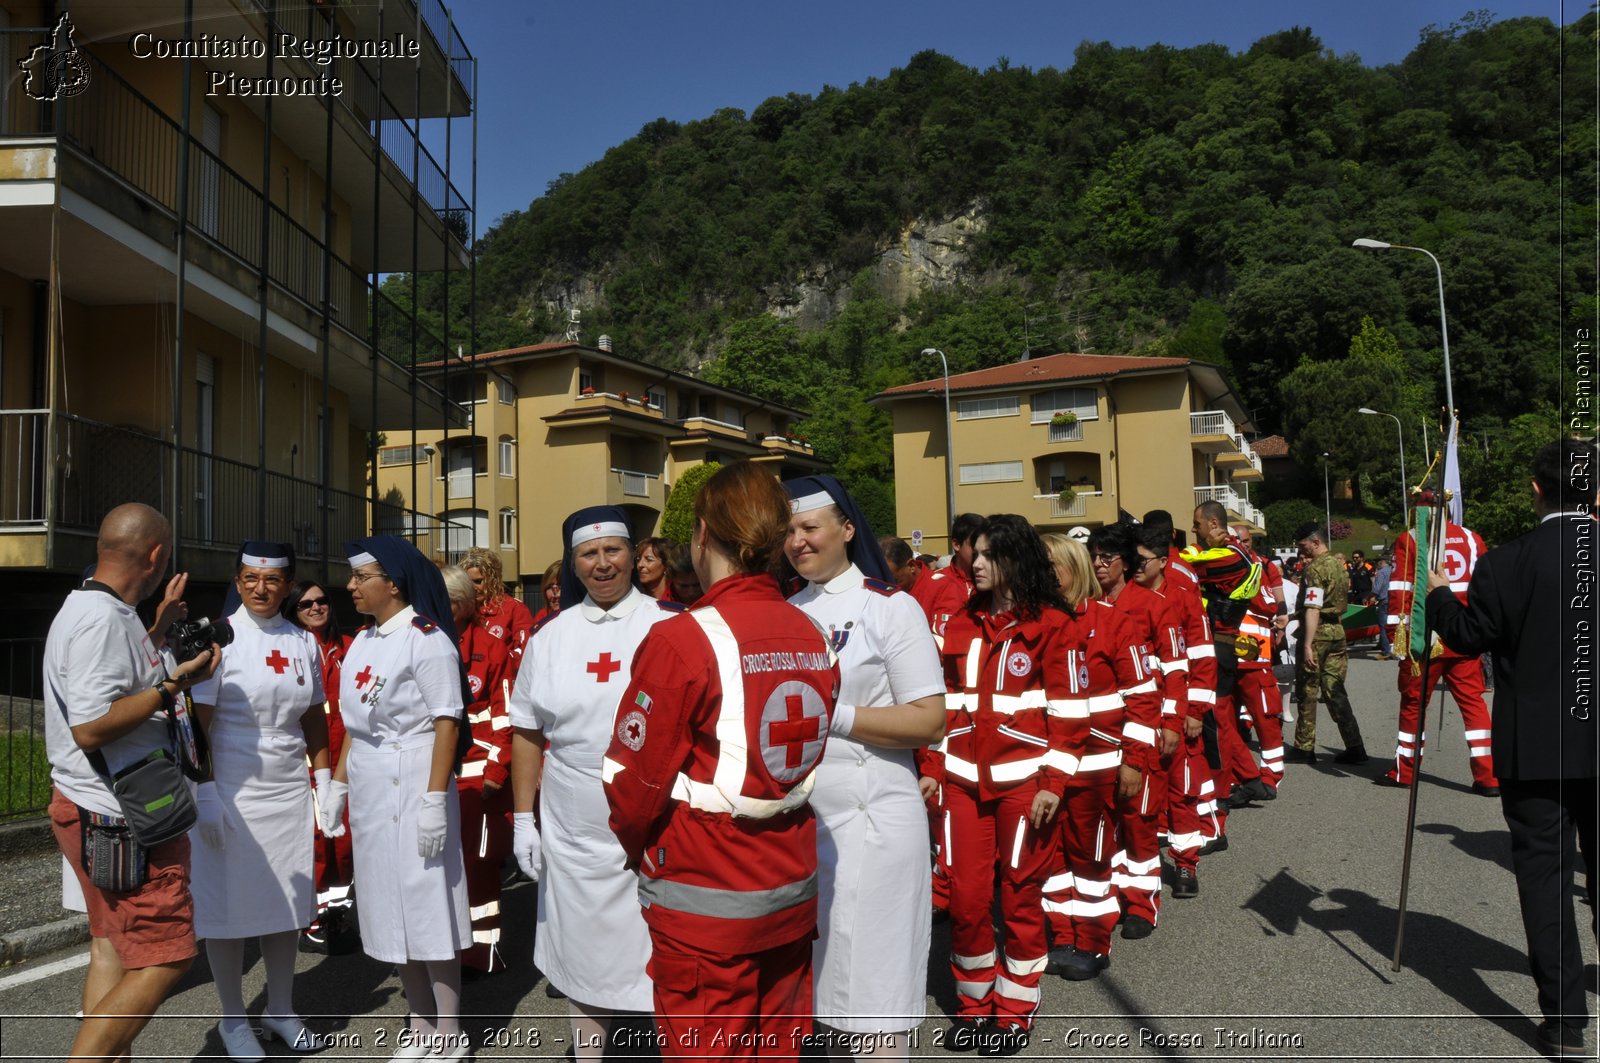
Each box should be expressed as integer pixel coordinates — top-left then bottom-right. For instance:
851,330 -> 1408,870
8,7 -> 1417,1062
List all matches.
189,541 -> 330,1061
320,537 -> 471,1062
783,477 -> 946,1060
509,506 -> 673,1060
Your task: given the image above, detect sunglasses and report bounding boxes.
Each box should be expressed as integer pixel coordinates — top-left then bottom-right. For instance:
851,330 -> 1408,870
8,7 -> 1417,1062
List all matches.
297,597 -> 330,610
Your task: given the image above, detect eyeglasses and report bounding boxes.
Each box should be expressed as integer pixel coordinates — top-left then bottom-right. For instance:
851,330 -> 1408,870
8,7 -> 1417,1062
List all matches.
1090,553 -> 1119,565
239,574 -> 285,589
297,597 -> 329,611
1133,555 -> 1162,570
350,571 -> 390,585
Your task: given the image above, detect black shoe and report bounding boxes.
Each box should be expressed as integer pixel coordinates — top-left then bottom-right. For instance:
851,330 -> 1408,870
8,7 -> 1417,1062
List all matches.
1473,782 -> 1502,797
1373,772 -> 1408,788
1121,915 -> 1155,940
945,1018 -> 987,1053
978,1026 -> 1028,1057
300,924 -> 329,954
1283,746 -> 1318,764
1198,834 -> 1229,856
1048,945 -> 1109,981
1535,1019 -> 1586,1057
1227,777 -> 1275,808
544,980 -> 567,999
1172,866 -> 1199,898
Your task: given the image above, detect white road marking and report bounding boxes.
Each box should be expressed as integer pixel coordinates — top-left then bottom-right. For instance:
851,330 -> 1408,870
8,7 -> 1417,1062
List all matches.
0,949 -> 90,992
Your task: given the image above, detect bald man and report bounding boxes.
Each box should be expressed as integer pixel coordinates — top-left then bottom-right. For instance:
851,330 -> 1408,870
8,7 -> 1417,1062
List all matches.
45,503 -> 221,1063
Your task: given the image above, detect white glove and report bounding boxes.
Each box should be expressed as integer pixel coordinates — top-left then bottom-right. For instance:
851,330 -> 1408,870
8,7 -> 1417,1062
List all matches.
512,811 -> 542,882
311,767 -> 332,835
196,782 -> 227,850
320,779 -> 348,838
418,791 -> 448,859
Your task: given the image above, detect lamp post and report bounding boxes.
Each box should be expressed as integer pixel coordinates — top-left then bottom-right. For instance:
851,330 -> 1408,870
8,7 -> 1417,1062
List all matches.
921,347 -> 956,533
1358,407 -> 1408,529
422,444 -> 437,557
1352,239 -> 1456,432
1321,452 -> 1333,545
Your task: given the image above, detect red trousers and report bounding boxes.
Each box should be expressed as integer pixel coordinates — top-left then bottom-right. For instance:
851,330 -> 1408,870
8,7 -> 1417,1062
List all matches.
1388,657 -> 1498,787
1114,765 -> 1168,925
944,785 -> 1053,1030
1232,668 -> 1286,787
458,784 -> 511,972
649,932 -> 813,1061
1041,776 -> 1118,958
1166,733 -> 1215,870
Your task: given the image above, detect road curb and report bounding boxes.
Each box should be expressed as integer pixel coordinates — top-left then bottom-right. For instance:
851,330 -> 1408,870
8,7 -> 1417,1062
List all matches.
1,915 -> 89,967
0,817 -> 54,859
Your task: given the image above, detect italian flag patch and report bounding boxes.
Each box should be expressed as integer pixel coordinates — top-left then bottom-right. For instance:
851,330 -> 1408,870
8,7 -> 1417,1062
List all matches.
634,691 -> 653,714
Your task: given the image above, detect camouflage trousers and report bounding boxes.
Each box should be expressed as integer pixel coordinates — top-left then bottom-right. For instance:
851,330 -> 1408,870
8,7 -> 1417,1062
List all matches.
1293,636 -> 1365,753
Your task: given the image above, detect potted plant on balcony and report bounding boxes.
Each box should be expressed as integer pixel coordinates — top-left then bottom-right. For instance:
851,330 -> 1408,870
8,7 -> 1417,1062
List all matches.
581,386 -> 595,396
618,389 -> 631,405
1050,411 -> 1078,428
1057,485 -> 1077,508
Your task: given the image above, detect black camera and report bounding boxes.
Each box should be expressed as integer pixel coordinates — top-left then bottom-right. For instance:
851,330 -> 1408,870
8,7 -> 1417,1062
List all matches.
166,617 -> 234,663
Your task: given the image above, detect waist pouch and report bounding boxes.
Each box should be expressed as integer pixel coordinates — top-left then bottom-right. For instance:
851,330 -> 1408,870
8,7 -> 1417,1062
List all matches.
80,808 -> 148,893
108,749 -> 197,847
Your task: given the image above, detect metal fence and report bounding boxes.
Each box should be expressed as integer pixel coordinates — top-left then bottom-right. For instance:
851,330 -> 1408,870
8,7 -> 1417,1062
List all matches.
1,639 -> 49,819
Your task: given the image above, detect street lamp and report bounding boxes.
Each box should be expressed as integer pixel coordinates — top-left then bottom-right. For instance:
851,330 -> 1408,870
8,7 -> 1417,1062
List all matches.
1352,238 -> 1456,433
422,444 -> 437,557
921,348 -> 956,532
1321,452 -> 1333,545
1358,407 -> 1408,529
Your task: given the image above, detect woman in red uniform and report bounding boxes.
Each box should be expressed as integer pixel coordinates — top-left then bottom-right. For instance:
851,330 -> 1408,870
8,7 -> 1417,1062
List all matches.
603,461 -> 840,1062
920,514 -> 1072,1055
441,565 -> 513,976
462,547 -> 534,667
1038,536 -> 1162,981
285,580 -> 354,952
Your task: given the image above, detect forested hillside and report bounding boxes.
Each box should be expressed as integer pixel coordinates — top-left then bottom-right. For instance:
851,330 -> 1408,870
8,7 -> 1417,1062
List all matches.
391,12 -> 1596,536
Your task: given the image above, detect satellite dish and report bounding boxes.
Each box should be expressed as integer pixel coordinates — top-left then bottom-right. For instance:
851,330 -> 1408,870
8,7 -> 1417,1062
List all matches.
1067,526 -> 1091,543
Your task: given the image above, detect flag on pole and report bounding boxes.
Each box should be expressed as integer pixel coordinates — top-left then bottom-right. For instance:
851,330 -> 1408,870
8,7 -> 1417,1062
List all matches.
1442,419 -> 1464,525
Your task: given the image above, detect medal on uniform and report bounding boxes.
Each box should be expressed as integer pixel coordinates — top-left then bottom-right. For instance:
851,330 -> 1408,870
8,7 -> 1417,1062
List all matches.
829,621 -> 853,652
294,656 -> 306,685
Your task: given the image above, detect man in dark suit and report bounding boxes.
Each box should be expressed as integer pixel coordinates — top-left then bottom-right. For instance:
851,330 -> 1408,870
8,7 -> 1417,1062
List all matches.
1427,438 -> 1598,1059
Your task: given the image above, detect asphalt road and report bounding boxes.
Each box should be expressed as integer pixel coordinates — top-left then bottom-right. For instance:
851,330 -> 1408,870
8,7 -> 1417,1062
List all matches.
1,650 -> 1593,1061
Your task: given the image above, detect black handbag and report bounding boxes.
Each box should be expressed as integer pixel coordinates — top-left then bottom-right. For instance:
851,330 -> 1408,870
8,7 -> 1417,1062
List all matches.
100,746 -> 197,847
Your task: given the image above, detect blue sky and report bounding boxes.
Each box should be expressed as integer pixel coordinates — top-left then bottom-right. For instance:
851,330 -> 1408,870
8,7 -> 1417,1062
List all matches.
442,1 -> 1579,232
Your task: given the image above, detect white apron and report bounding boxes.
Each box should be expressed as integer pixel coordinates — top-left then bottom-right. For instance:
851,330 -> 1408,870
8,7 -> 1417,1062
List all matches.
341,607 -> 470,964
508,588 -> 668,1011
189,606 -> 320,939
792,567 -> 946,1033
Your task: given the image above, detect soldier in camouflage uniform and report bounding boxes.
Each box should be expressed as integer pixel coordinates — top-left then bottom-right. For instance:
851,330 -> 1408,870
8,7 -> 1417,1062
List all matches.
1286,523 -> 1368,764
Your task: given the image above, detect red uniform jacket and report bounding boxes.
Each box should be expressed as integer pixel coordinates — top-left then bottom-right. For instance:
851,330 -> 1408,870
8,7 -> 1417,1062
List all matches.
312,629 -> 352,775
1390,523 -> 1486,659
479,594 -> 535,673
1181,537 -> 1260,638
927,605 -> 1074,801
1162,551 -> 1216,715
1111,582 -> 1187,732
457,619 -> 512,792
1083,591 -> 1164,774
908,562 -> 971,646
603,573 -> 840,955
1051,599 -> 1159,782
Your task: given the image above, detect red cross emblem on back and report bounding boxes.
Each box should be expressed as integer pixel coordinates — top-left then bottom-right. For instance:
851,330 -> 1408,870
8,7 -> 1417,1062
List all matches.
355,665 -> 373,688
587,653 -> 621,682
265,650 -> 290,674
770,693 -> 820,770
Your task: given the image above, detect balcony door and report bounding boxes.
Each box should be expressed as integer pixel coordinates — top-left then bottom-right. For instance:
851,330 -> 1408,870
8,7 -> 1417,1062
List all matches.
196,104 -> 222,237
194,353 -> 215,543
447,442 -> 475,500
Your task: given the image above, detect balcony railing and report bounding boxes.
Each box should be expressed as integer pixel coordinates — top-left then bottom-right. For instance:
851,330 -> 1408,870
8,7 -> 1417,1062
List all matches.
1193,484 -> 1263,528
2,38 -> 461,374
1047,420 -> 1084,443
610,468 -> 660,498
1190,410 -> 1236,438
0,410 -> 452,562
1035,490 -> 1103,519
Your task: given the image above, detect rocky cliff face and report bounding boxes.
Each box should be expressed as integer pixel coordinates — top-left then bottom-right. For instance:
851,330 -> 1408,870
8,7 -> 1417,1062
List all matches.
535,204 -> 994,337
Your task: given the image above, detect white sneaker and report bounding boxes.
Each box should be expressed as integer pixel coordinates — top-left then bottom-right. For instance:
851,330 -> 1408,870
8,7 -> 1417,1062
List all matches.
217,1020 -> 265,1063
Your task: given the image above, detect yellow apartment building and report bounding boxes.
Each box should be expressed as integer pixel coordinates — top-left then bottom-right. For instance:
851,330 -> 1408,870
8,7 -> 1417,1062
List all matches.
374,341 -> 829,596
873,353 -> 1265,555
0,0 -> 474,631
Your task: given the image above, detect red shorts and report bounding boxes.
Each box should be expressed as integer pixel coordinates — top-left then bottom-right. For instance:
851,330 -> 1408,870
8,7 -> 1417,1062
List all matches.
50,789 -> 197,970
